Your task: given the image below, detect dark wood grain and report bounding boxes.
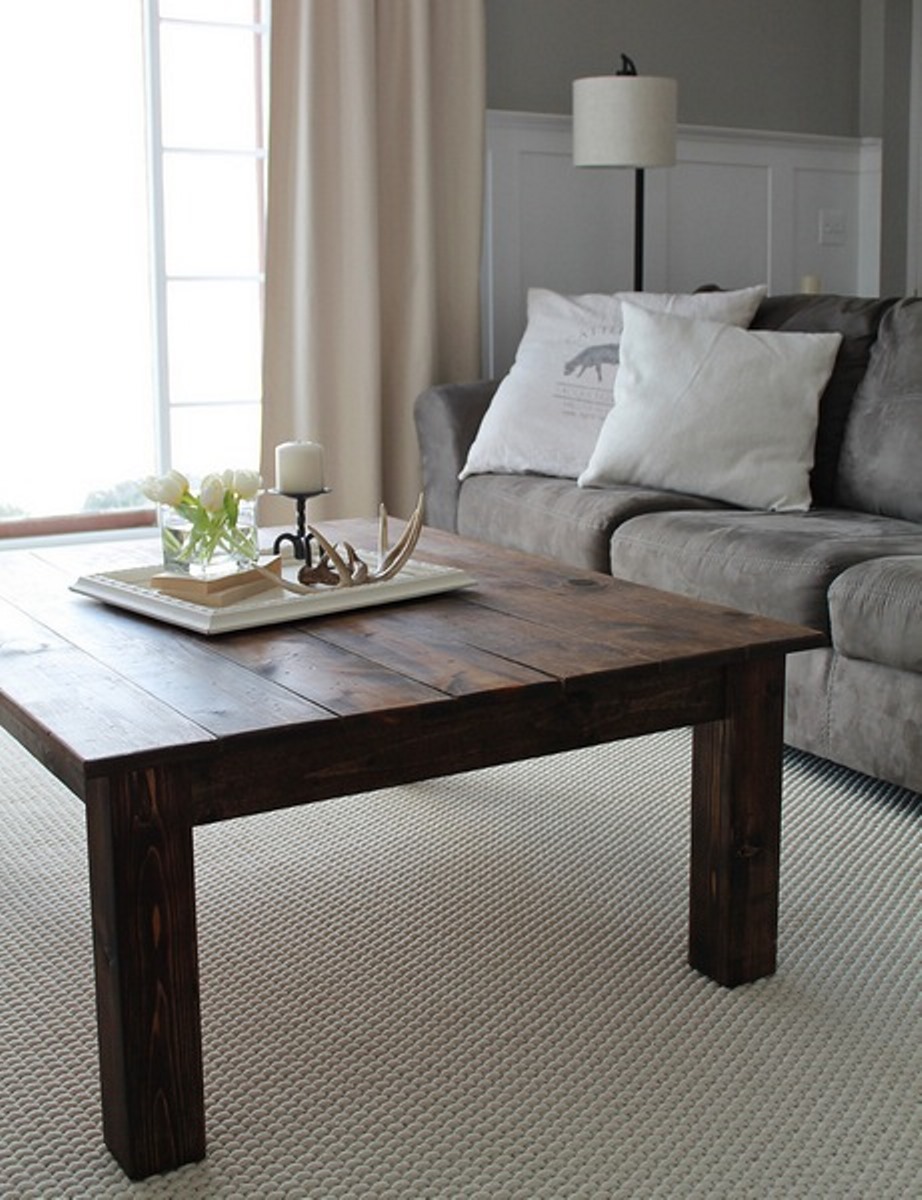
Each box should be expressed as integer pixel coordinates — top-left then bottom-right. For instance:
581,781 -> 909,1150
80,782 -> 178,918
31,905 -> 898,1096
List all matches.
0,594 -> 210,792
0,550 -> 330,738
182,661 -> 729,826
211,624 -> 450,715
689,657 -> 786,985
85,765 -> 204,1179
0,523 -> 824,1177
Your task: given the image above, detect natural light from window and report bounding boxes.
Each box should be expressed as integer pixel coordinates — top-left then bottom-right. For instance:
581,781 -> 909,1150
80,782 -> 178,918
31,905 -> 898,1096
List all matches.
0,0 -> 268,530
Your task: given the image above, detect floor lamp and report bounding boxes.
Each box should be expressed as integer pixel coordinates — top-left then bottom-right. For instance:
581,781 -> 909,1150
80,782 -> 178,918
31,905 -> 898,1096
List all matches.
573,56 -> 677,291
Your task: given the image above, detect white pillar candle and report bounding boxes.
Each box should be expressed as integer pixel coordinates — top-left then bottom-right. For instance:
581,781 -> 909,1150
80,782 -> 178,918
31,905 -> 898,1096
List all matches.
800,274 -> 822,294
275,441 -> 325,494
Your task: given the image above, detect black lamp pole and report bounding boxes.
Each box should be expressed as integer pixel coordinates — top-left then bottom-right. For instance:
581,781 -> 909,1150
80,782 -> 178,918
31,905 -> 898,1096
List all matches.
633,167 -> 645,290
618,55 -> 645,291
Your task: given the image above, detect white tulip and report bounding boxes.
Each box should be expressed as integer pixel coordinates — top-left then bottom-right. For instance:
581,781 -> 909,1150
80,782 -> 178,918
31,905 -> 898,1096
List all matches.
198,473 -> 226,512
232,468 -> 261,500
139,469 -> 187,506
161,469 -> 189,505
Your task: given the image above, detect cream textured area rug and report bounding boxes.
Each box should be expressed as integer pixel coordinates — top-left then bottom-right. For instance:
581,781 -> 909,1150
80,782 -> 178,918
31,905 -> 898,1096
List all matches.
1,724 -> 919,1199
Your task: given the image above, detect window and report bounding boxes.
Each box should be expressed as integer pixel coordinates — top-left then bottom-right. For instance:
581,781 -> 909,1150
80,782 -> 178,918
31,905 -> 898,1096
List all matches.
0,0 -> 269,538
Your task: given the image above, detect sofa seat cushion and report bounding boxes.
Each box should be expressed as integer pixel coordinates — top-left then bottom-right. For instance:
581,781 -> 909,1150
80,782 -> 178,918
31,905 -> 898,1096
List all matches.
608,508 -> 922,632
457,476 -> 727,573
828,557 -> 922,673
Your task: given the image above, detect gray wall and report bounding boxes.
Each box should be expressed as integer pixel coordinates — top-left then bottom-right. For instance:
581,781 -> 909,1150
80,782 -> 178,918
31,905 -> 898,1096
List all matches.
879,0 -> 913,291
486,0 -> 863,136
861,0 -> 913,292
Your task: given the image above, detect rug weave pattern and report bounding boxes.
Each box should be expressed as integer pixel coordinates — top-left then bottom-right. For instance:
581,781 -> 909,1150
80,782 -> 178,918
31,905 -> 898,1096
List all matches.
1,726 -> 919,1198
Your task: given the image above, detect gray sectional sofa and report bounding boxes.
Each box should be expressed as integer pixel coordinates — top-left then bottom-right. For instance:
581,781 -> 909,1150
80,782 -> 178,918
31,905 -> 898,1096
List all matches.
415,292 -> 922,793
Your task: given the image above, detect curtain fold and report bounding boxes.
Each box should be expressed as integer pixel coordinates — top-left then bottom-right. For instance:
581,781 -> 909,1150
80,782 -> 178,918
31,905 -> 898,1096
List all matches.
261,0 -> 485,523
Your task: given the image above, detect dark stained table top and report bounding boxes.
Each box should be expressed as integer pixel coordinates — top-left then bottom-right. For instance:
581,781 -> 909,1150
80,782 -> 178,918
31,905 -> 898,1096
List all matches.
0,520 -> 823,815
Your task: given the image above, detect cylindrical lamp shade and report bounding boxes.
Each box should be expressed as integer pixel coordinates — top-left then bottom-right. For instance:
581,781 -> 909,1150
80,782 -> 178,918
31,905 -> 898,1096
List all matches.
573,75 -> 677,168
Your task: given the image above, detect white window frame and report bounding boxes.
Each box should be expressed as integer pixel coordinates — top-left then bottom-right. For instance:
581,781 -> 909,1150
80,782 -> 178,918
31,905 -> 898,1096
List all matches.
145,0 -> 271,478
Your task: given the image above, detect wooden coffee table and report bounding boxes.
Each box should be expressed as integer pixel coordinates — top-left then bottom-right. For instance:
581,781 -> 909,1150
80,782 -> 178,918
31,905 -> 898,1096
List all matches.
0,521 -> 822,1178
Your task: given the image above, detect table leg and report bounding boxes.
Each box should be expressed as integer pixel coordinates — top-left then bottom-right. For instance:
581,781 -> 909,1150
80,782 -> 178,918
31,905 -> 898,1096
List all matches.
689,656 -> 786,987
85,765 -> 205,1179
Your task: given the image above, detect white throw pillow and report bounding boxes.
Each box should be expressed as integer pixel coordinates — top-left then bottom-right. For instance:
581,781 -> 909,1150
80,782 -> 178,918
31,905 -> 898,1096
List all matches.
459,284 -> 768,481
578,303 -> 843,512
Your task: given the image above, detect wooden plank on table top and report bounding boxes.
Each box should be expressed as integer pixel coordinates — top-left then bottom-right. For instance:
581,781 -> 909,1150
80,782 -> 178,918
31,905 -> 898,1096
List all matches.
301,524 -> 698,655
454,566 -> 823,659
299,593 -> 665,680
299,562 -> 820,680
0,596 -> 213,788
294,603 -> 554,696
0,549 -> 333,737
392,524 -> 823,656
210,624 -> 453,716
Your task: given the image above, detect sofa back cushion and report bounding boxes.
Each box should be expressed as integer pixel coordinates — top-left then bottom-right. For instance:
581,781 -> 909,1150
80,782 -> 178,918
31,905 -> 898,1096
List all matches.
750,293 -> 896,506
578,305 -> 841,512
835,298 -> 922,521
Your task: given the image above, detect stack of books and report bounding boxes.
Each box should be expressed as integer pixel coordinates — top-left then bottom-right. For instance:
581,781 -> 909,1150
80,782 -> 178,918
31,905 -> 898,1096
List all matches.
148,556 -> 283,607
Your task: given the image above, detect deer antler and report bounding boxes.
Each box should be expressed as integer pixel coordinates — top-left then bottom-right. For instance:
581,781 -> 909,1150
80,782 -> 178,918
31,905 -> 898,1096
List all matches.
373,499 -> 423,581
303,526 -> 359,587
296,494 -> 424,590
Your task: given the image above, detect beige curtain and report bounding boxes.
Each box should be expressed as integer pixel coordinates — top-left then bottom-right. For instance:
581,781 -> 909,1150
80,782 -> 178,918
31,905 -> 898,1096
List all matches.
260,0 -> 485,524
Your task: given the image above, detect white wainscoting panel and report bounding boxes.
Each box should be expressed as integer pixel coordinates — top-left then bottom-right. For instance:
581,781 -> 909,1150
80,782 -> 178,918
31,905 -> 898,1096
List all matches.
483,112 -> 882,376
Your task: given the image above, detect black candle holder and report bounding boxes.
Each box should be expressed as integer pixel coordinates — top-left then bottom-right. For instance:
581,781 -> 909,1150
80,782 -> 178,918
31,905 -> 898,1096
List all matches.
269,487 -> 331,564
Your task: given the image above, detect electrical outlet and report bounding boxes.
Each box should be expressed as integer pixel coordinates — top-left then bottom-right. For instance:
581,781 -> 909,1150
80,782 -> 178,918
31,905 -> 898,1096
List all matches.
819,208 -> 846,246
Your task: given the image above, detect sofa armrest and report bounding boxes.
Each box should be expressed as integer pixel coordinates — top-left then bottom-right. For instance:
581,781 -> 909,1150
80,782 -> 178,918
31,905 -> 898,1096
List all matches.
414,380 -> 500,531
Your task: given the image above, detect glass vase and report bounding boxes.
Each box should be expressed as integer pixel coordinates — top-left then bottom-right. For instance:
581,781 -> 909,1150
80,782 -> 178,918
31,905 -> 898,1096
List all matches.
160,500 -> 258,579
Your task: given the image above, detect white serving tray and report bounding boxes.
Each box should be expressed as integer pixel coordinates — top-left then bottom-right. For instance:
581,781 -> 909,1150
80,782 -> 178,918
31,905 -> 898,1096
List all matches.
71,556 -> 475,635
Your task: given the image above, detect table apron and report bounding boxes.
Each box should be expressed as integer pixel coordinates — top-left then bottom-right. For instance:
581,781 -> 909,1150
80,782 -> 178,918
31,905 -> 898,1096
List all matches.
185,659 -> 734,825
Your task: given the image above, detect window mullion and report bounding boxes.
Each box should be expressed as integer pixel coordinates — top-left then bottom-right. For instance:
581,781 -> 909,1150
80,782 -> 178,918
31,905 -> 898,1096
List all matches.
143,0 -> 172,475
